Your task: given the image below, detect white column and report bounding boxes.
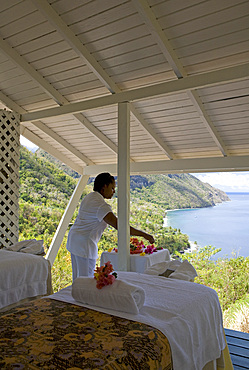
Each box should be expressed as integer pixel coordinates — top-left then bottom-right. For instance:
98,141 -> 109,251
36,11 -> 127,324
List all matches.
117,102 -> 130,271
46,174 -> 89,266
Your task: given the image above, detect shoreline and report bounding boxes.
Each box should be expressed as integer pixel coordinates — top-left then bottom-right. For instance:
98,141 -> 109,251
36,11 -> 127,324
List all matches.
182,241 -> 198,255
165,201 -> 226,214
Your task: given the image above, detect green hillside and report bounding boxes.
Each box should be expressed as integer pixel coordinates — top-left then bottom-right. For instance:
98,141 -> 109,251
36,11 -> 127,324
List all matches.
129,173 -> 229,209
36,147 -> 230,209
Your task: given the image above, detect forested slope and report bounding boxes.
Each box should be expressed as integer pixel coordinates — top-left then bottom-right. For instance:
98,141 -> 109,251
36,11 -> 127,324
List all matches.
129,173 -> 229,209
36,147 -> 230,209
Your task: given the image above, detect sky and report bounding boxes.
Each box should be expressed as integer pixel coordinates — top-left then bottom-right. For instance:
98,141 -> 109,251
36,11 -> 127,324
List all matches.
20,136 -> 38,151
192,172 -> 249,193
20,136 -> 249,193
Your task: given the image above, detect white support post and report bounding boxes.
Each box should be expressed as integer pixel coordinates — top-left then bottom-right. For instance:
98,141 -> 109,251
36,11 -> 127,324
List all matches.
46,174 -> 89,266
117,102 -> 130,271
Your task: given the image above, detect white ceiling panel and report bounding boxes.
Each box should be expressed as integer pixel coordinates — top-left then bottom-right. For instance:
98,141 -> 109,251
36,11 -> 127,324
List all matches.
0,0 -> 248,174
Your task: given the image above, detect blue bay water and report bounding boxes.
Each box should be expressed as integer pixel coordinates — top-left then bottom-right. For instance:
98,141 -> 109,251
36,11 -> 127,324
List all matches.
164,193 -> 249,259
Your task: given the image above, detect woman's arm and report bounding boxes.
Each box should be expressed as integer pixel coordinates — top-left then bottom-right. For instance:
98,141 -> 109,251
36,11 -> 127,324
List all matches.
103,212 -> 155,244
130,226 -> 155,244
103,212 -> 118,229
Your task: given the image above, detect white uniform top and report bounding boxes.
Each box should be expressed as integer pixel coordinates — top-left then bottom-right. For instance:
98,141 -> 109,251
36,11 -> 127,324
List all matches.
66,191 -> 112,259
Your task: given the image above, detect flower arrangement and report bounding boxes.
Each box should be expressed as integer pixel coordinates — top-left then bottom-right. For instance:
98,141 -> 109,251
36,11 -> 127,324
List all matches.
94,261 -> 117,289
129,237 -> 144,254
108,237 -> 163,256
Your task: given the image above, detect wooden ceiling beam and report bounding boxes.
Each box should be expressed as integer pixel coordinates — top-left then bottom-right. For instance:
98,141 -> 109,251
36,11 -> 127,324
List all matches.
0,37 -> 67,106
21,63 -> 249,122
32,120 -> 94,165
131,0 -> 185,78
132,0 -> 229,156
130,105 -> 175,159
20,126 -> 84,174
83,155 -> 249,176
0,36 -> 118,157
0,90 -> 92,166
30,0 -> 174,160
30,0 -> 118,94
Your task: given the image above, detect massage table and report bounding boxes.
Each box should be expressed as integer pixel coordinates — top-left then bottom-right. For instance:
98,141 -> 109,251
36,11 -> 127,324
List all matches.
0,249 -> 52,312
0,271 -> 233,369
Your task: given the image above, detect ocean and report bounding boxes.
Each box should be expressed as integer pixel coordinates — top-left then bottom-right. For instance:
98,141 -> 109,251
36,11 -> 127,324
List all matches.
164,192 -> 249,259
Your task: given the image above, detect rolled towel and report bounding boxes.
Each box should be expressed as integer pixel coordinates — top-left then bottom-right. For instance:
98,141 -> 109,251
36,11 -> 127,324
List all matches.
72,277 -> 145,314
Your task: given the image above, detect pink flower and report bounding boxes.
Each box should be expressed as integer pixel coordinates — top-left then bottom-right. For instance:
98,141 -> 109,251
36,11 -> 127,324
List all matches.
94,261 -> 117,289
112,239 -> 158,256
144,244 -> 157,254
107,274 -> 115,284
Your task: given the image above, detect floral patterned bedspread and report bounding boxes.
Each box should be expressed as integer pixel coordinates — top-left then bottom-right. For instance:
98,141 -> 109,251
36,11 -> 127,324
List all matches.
0,298 -> 172,369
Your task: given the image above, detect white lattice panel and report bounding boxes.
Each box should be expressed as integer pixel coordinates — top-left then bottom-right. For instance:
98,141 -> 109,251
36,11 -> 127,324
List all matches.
0,110 -> 20,248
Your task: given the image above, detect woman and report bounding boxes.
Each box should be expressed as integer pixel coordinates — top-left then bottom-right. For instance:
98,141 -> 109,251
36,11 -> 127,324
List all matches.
66,172 -> 155,279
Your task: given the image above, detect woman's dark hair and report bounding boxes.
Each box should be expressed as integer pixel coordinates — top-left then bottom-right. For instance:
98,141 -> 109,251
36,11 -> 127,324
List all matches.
93,172 -> 115,192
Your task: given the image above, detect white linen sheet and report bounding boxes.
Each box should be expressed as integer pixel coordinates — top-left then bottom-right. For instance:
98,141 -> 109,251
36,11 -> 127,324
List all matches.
0,250 -> 49,309
49,271 -> 226,370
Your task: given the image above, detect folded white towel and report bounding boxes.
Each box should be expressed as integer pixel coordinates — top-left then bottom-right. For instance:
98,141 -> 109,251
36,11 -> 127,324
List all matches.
144,261 -> 169,275
72,277 -> 145,314
169,272 -> 193,281
170,260 -> 198,282
144,259 -> 197,281
144,260 -> 181,275
4,239 -> 37,252
21,240 -> 44,255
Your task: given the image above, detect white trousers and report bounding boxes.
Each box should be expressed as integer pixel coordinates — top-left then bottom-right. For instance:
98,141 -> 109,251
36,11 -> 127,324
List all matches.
71,253 -> 96,280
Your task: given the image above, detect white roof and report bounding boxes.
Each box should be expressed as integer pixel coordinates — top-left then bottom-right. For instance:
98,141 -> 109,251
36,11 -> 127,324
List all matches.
1,0 -> 249,174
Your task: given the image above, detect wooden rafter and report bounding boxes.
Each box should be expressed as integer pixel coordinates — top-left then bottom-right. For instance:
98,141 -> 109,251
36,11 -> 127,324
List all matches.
0,37 -> 118,158
21,63 -> 249,122
0,90 -> 91,167
20,126 -> 84,174
132,0 -> 229,156
30,0 -> 174,160
83,155 -> 249,176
